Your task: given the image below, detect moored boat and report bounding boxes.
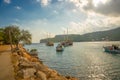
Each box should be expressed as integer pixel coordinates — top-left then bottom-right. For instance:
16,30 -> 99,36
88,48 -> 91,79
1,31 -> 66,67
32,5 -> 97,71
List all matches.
56,44 -> 64,52
61,40 -> 73,47
46,41 -> 54,46
103,45 -> 120,54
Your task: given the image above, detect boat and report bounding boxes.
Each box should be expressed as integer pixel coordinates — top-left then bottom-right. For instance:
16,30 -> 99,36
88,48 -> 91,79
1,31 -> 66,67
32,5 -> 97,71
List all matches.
46,41 -> 54,46
61,41 -> 69,47
61,40 -> 73,47
56,44 -> 64,52
103,45 -> 120,54
46,33 -> 54,46
61,28 -> 73,47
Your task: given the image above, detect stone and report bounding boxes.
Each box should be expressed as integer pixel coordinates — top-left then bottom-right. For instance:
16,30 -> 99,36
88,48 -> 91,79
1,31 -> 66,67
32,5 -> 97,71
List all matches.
17,70 -> 24,78
22,68 -> 36,79
30,57 -> 39,62
36,71 -> 47,80
49,70 -> 59,78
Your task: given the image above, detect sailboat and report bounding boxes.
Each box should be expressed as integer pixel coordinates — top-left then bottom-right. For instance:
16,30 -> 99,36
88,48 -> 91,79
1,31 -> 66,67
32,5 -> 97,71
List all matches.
61,28 -> 73,47
46,33 -> 54,46
46,41 -> 54,46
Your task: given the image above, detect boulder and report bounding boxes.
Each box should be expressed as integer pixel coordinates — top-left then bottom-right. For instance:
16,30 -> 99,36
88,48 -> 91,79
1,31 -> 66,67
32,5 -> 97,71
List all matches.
22,68 -> 36,79
49,69 -> 59,78
30,57 -> 39,62
19,61 -> 34,69
36,71 -> 47,80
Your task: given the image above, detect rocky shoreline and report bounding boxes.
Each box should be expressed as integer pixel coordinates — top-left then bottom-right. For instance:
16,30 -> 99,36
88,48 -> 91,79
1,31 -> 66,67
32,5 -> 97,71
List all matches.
11,47 -> 78,80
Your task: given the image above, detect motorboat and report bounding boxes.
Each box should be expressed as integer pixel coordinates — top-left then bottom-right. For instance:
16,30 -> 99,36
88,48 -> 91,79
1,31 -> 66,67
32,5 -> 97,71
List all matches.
103,45 -> 120,54
56,44 -> 64,52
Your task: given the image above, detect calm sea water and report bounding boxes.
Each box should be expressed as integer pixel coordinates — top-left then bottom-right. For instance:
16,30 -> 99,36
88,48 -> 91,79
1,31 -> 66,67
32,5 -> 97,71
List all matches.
24,41 -> 120,80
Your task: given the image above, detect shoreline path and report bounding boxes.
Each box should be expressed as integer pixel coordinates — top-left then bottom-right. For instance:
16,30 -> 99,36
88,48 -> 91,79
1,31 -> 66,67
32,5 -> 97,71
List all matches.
0,49 -> 15,80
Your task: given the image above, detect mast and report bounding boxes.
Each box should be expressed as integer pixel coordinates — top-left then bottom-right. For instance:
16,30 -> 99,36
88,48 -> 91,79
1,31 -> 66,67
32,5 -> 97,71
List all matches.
46,32 -> 49,42
64,30 -> 66,41
67,27 -> 69,41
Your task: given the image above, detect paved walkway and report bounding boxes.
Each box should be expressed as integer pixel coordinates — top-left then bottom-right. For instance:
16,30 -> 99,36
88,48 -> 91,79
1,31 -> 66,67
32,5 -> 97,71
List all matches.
0,51 -> 15,80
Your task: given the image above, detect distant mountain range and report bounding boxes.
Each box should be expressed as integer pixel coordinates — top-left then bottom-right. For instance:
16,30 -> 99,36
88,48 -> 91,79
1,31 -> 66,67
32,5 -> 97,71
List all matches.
40,27 -> 120,43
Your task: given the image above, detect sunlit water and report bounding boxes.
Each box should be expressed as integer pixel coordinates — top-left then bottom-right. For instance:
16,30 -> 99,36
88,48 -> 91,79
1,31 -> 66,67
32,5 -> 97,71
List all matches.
25,41 -> 120,80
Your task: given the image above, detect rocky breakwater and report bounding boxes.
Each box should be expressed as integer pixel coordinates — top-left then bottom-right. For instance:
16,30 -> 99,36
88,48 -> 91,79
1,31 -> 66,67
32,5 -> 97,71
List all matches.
11,47 -> 78,80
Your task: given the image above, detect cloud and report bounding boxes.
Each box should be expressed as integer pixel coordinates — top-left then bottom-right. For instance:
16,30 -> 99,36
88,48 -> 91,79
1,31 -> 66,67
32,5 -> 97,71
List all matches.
80,0 -> 120,17
20,19 -> 57,43
36,0 -> 51,6
53,10 -> 59,14
65,13 -> 120,35
65,0 -> 81,8
15,6 -> 22,10
4,0 -> 11,4
72,9 -> 77,13
58,0 -> 64,2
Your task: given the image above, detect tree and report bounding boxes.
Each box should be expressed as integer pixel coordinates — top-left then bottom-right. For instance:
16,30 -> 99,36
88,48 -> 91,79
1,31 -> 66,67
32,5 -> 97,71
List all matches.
0,28 -> 4,44
20,30 -> 32,44
3,25 -> 32,50
4,25 -> 20,49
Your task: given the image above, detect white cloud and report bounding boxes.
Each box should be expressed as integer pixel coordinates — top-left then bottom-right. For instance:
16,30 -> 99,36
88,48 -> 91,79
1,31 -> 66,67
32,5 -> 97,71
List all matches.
41,0 -> 48,6
80,0 -> 120,17
68,0 -> 81,7
64,13 -> 120,35
4,0 -> 11,4
53,10 -> 59,14
58,0 -> 63,2
36,0 -> 51,6
56,0 -> 120,34
72,9 -> 77,13
11,0 -> 120,42
15,6 -> 22,10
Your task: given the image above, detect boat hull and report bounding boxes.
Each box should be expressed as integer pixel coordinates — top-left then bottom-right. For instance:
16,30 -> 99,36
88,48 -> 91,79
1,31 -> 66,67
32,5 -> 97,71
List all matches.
103,47 -> 120,54
46,41 -> 54,46
56,48 -> 64,52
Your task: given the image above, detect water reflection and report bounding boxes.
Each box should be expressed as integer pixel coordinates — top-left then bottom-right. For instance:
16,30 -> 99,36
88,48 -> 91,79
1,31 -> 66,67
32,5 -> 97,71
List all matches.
56,52 -> 63,56
25,41 -> 120,80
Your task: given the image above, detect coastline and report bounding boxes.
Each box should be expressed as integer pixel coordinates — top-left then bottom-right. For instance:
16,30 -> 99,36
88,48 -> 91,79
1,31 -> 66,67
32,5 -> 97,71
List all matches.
0,45 -> 78,80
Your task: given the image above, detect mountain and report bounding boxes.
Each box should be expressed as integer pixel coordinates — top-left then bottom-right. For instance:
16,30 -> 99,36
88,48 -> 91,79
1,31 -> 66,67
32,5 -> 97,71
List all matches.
40,27 -> 120,43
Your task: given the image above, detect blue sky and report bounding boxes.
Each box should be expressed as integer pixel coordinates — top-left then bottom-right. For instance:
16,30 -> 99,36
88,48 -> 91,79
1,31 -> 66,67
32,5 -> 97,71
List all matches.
0,0 -> 120,42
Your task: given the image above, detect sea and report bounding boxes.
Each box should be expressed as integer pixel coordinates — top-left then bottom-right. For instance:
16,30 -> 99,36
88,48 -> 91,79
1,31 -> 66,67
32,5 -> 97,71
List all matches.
24,41 -> 120,80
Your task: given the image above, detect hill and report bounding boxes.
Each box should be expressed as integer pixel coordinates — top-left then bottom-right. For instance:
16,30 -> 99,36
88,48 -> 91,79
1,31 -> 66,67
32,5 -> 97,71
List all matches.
40,27 -> 120,43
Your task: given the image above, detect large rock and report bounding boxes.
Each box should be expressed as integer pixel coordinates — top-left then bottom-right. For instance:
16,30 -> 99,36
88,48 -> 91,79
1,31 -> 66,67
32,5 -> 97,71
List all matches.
22,68 -> 36,79
19,61 -> 34,69
19,56 -> 29,63
49,69 -> 59,78
36,71 -> 47,80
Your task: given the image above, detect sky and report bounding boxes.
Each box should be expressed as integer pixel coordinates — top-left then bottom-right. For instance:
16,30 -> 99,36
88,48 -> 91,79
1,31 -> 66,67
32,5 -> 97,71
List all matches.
0,0 -> 120,43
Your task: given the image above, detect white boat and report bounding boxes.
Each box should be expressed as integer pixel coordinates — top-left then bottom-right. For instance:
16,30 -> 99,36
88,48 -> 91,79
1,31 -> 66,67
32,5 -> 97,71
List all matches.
56,44 -> 64,52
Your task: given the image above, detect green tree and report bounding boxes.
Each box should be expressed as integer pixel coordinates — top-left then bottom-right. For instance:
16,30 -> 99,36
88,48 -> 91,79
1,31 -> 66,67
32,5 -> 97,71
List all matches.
4,25 -> 32,50
4,25 -> 20,49
20,30 -> 32,44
